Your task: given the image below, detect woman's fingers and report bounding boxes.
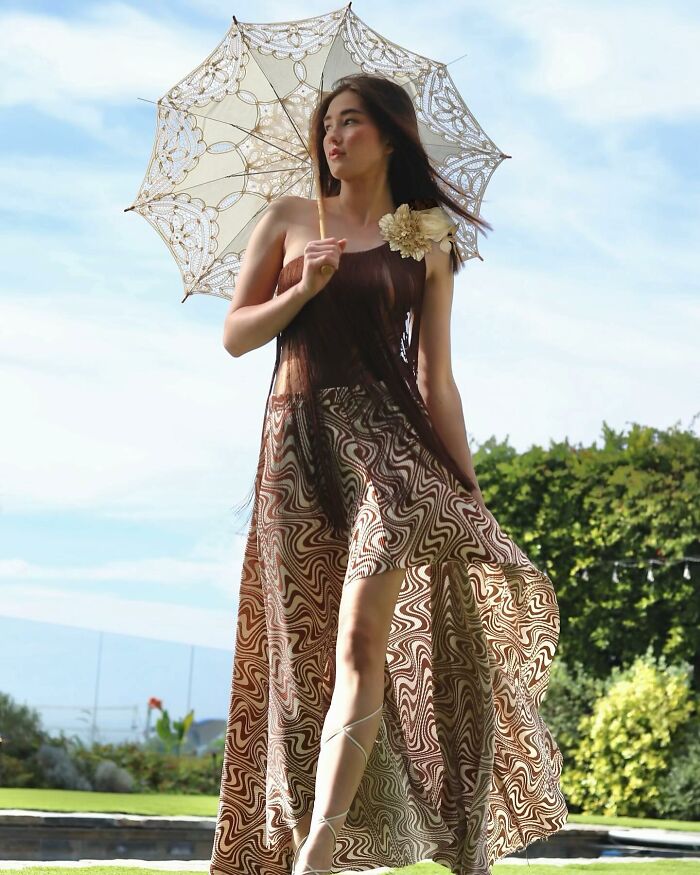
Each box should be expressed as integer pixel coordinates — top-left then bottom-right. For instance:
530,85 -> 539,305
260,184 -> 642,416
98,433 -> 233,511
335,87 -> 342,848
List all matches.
299,238 -> 349,297
306,238 -> 346,262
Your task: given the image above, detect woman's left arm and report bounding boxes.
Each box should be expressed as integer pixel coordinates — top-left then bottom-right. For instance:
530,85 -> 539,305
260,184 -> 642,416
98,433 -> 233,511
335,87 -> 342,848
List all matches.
417,241 -> 486,510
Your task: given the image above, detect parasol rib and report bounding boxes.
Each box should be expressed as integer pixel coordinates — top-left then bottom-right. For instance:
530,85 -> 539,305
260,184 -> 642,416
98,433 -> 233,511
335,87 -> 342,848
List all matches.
233,21 -> 312,164
141,97 -> 311,162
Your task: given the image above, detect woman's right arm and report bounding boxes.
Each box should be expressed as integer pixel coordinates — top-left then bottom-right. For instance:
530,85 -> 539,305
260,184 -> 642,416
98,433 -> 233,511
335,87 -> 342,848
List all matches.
223,197 -> 312,358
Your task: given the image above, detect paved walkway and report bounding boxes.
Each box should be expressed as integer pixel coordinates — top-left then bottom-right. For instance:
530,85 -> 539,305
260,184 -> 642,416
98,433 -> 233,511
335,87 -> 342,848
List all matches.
1,812 -> 697,870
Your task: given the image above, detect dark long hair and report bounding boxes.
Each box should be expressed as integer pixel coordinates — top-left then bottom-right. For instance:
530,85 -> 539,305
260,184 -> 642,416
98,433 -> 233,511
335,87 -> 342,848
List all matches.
229,72 -> 489,533
310,72 -> 492,273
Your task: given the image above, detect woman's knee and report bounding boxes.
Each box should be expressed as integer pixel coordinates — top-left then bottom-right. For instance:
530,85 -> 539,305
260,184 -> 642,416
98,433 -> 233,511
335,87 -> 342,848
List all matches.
335,567 -> 405,675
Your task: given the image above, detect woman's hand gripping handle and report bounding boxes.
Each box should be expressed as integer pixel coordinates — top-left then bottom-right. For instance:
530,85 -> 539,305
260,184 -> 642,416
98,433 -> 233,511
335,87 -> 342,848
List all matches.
297,237 -> 347,298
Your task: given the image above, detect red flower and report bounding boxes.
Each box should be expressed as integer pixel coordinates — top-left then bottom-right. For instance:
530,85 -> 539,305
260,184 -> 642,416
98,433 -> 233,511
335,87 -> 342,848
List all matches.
148,696 -> 163,710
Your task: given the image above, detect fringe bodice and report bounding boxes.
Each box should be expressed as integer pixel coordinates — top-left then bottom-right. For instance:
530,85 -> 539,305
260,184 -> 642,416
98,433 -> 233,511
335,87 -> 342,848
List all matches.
266,239 -> 477,535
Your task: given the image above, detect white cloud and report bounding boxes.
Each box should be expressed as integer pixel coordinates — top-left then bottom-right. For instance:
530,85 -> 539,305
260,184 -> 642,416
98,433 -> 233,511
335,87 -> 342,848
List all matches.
0,513 -> 249,601
0,3 -> 217,145
0,3 -> 214,104
485,0 -> 700,124
2,0 -> 698,136
453,260 -> 700,449
0,555 -> 224,590
0,151 -> 270,524
0,286 -> 274,521
494,124 -> 699,285
0,582 -> 238,649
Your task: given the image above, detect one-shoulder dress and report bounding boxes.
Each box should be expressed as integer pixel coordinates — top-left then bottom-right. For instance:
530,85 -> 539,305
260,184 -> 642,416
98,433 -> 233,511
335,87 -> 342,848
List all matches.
209,237 -> 568,875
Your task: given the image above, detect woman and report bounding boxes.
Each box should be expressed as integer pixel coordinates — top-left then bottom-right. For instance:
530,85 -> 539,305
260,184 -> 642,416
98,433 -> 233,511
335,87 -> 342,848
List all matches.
210,74 -> 568,875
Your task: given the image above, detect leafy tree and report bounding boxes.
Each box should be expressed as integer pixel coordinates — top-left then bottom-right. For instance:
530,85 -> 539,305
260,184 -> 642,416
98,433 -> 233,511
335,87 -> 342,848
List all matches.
473,416 -> 700,684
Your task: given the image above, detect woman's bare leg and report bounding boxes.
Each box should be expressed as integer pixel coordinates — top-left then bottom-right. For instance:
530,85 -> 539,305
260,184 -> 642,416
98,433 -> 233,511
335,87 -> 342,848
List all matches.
293,566 -> 406,872
292,812 -> 312,853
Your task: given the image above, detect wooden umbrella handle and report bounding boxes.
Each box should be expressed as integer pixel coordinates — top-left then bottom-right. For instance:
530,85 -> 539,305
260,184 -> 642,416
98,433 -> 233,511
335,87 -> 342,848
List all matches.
314,162 -> 334,277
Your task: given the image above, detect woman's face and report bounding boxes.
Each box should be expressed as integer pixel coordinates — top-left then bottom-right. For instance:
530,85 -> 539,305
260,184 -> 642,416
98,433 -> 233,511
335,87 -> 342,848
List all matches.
322,90 -> 390,180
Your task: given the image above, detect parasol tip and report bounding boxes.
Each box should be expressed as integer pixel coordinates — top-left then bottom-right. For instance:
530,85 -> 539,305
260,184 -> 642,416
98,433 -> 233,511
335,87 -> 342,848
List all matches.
232,14 -> 238,24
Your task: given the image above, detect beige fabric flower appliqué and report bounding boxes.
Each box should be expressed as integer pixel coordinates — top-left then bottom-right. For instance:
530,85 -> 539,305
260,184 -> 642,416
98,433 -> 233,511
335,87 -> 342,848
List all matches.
378,203 -> 457,261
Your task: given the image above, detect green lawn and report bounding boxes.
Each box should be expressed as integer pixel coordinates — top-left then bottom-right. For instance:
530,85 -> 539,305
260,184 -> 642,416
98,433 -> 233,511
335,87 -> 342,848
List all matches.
1,863 -> 700,875
0,787 -> 216,817
2,787 -> 700,834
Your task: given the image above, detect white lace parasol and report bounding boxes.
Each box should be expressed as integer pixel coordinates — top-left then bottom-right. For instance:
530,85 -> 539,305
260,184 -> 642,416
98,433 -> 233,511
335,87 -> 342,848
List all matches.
125,3 -> 509,302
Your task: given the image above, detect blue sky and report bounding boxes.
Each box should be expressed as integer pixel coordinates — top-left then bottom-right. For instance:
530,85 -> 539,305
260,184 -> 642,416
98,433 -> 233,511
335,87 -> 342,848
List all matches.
0,1 -> 698,735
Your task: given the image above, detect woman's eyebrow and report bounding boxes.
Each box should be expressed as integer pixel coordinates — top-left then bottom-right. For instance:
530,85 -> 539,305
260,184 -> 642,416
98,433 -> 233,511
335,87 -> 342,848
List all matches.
322,108 -> 365,122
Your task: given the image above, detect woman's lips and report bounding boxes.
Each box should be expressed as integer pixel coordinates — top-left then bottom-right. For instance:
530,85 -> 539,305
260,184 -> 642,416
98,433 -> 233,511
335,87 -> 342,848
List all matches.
329,151 -> 344,159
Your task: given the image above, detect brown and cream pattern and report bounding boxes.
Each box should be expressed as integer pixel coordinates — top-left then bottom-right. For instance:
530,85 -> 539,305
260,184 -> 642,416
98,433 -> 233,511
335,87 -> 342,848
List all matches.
210,380 -> 568,875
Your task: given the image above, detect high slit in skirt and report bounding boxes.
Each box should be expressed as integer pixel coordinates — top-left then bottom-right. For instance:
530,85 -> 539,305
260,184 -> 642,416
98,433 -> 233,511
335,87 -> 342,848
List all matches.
209,379 -> 568,875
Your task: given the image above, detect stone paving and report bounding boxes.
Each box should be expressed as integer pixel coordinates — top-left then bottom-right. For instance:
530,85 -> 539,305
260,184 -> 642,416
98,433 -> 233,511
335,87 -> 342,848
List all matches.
1,809 -> 698,871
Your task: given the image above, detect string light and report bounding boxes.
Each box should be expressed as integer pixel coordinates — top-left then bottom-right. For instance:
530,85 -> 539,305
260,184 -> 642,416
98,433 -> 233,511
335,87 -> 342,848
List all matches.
569,556 -> 699,583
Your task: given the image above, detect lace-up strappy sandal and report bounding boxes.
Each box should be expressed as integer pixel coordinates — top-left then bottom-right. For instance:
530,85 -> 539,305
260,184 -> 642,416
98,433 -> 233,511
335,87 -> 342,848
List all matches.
291,703 -> 383,875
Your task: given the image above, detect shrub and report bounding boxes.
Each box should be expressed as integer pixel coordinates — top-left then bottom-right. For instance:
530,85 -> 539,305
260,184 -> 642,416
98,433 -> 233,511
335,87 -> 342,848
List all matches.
539,658 -> 606,770
92,759 -> 136,793
657,709 -> 700,820
0,751 -> 36,787
0,691 -> 221,794
563,649 -> 695,817
0,692 -> 50,786
68,739 -> 223,794
36,743 -> 92,791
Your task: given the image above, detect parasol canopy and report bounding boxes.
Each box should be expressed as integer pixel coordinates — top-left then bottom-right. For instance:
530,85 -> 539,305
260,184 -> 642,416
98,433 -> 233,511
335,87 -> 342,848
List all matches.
125,3 -> 509,303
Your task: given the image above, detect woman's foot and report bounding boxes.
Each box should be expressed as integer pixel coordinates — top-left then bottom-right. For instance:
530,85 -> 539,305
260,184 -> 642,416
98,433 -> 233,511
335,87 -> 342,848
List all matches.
292,810 -> 346,874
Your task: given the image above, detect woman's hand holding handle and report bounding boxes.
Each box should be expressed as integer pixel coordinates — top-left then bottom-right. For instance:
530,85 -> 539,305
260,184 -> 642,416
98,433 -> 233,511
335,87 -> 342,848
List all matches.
298,237 -> 347,298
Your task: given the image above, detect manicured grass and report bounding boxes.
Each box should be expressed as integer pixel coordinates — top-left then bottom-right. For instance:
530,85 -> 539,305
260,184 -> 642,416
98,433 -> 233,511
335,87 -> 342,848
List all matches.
569,813 -> 700,833
492,866 -> 700,874
2,862 -> 700,874
0,788 -> 216,817
2,788 -> 699,834
0,871 -> 209,874
494,866 -> 700,874
0,871 -> 210,874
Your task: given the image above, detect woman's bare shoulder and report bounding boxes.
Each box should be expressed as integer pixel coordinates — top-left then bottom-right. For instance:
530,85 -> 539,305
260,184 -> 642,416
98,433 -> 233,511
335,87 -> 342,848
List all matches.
268,196 -> 318,245
266,195 -> 314,226
271,194 -> 314,211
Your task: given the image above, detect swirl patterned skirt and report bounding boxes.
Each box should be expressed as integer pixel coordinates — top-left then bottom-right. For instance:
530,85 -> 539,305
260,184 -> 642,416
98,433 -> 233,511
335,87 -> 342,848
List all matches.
209,379 -> 568,875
